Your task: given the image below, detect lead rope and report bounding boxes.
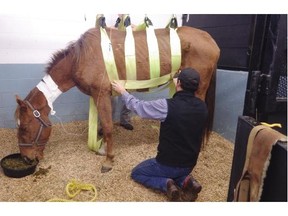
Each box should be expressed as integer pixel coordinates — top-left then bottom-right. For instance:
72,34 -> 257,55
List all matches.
51,114 -> 88,136
47,179 -> 98,202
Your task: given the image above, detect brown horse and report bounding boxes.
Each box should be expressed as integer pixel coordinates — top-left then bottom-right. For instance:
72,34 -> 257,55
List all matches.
14,26 -> 220,173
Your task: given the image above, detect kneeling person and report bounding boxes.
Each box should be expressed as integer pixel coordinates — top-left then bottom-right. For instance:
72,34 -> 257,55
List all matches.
111,68 -> 206,201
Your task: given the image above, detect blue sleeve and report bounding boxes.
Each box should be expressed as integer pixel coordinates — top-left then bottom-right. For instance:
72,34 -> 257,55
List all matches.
121,92 -> 168,121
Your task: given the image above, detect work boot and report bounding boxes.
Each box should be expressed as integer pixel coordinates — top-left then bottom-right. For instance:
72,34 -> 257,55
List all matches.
120,123 -> 134,130
181,176 -> 202,202
166,179 -> 180,201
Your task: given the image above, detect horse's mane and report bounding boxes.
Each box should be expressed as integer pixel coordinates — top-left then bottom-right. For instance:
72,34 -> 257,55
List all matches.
45,47 -> 71,74
45,29 -> 95,74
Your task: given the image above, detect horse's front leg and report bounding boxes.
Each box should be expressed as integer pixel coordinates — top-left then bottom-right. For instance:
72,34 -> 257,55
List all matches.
94,94 -> 114,173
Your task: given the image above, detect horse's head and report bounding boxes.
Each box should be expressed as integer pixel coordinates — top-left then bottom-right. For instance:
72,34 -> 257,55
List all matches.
15,95 -> 52,163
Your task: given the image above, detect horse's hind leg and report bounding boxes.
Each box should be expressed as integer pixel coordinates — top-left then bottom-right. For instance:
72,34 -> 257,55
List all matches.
92,94 -> 114,173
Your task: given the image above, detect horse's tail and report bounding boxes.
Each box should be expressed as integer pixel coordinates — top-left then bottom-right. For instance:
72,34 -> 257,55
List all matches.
202,65 -> 217,149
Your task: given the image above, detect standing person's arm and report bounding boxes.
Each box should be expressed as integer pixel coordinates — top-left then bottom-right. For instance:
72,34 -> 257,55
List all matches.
111,81 -> 168,121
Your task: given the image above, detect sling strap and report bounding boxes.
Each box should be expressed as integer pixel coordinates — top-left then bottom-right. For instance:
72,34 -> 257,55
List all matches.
88,14 -> 181,152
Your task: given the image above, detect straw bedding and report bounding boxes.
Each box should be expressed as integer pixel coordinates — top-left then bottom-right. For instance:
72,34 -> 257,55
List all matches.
0,118 -> 234,202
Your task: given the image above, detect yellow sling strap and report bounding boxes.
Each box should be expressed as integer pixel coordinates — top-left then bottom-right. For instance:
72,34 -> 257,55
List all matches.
168,16 -> 181,76
122,15 -> 180,95
118,73 -> 175,89
99,27 -> 119,80
88,97 -> 102,152
88,15 -> 181,152
144,17 -> 161,79
87,15 -> 103,152
121,14 -> 180,90
167,15 -> 181,97
122,15 -> 137,80
88,15 -> 120,152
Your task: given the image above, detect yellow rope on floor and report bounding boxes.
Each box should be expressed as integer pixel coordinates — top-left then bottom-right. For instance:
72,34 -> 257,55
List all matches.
260,122 -> 282,128
47,179 -> 98,202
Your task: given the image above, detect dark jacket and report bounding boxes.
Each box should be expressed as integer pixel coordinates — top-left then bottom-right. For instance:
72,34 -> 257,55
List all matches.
156,90 -> 208,168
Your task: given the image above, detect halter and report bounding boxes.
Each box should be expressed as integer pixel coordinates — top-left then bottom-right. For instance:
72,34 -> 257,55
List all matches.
18,100 -> 52,147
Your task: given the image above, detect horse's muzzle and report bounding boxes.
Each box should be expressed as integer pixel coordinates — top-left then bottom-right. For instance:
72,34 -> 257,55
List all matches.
22,156 -> 39,165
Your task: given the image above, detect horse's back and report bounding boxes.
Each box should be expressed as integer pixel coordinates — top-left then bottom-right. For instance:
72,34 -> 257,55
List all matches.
75,26 -> 219,96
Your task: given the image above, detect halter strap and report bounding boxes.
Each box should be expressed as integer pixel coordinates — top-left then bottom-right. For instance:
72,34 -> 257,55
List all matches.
24,100 -> 51,127
18,100 -> 51,147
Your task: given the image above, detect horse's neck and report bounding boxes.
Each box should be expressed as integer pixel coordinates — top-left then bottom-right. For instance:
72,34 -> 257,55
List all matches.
46,52 -> 76,92
48,70 -> 75,92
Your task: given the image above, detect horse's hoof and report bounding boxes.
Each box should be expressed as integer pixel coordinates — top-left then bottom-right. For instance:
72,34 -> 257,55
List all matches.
101,166 -> 112,173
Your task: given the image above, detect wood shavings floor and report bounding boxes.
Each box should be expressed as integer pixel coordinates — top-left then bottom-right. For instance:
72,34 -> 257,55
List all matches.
0,118 -> 234,202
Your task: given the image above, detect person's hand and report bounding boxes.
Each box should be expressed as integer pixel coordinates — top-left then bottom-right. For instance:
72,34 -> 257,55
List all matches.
173,77 -> 178,86
111,81 -> 127,95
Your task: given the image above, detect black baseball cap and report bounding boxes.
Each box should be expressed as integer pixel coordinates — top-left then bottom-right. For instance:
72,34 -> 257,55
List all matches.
177,68 -> 200,92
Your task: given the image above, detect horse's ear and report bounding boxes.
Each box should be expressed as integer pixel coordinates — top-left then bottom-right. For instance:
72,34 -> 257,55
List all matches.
15,95 -> 27,110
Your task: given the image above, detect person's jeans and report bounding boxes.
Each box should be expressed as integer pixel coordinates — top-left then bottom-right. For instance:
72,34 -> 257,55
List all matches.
131,158 -> 192,192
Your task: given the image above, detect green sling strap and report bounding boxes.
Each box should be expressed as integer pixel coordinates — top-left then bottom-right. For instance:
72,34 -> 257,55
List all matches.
88,15 -> 119,152
124,25 -> 137,80
88,15 -> 181,152
144,17 -> 161,79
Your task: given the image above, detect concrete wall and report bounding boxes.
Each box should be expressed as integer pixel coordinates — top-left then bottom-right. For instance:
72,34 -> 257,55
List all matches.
0,64 -> 90,128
